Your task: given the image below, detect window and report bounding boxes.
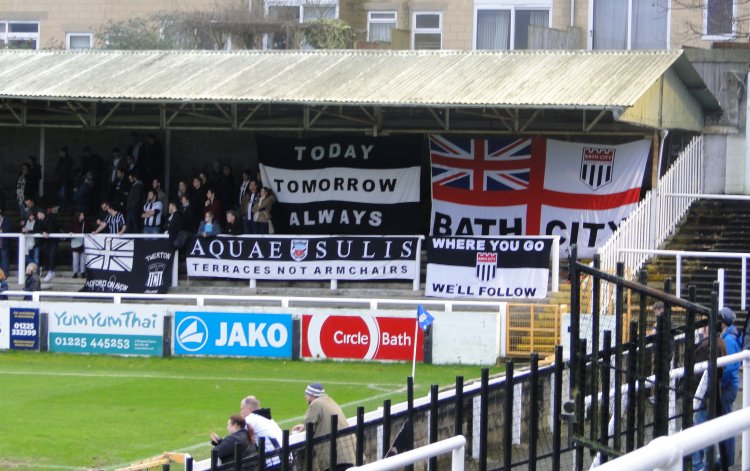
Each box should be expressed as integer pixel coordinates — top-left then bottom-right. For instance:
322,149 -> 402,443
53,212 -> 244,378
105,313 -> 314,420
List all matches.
0,21 -> 40,49
413,12 -> 442,49
264,1 -> 339,49
67,33 -> 92,50
368,11 -> 397,42
706,0 -> 734,37
591,0 -> 668,49
475,7 -> 549,50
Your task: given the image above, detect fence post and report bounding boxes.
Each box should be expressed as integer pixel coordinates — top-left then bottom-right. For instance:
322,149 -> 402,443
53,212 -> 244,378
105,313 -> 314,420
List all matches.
258,438 -> 266,471
613,262 -> 624,453
233,443 -> 242,471
305,424 -> 314,471
552,346 -> 563,471
626,321 -> 637,452
575,338 -> 586,471
356,407 -> 365,467
281,430 -> 290,471
636,269 -> 648,448
600,331 -> 611,464
653,312 -> 670,438
529,353 -> 539,471
707,286 -> 719,471
329,415 -> 338,471
407,376 -> 414,471
454,376 -> 464,437
590,254 -> 601,447
569,244 -> 580,390
382,399 -> 391,458
17,234 -> 25,285
429,385 -> 439,471
413,236 -> 422,291
210,448 -> 218,471
501,363 -> 512,471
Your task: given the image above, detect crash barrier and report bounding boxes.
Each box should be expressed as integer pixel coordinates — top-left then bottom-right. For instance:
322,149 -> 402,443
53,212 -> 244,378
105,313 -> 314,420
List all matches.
0,233 -> 560,297
0,295 -> 506,364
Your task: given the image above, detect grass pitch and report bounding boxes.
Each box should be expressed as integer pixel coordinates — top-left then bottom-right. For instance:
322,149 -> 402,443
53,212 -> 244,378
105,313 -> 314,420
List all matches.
0,351 -> 502,470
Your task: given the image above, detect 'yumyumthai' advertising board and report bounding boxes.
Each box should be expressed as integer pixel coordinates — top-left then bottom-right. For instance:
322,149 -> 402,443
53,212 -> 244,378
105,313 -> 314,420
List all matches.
10,307 -> 39,350
425,236 -> 552,299
47,303 -> 164,356
173,311 -> 293,358
186,236 -> 419,281
302,314 -> 423,361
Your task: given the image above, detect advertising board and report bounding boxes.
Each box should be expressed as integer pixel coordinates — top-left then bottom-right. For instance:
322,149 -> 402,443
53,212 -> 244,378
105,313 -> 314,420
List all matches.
302,314 -> 423,361
173,311 -> 292,358
47,303 -> 164,356
10,307 -> 39,350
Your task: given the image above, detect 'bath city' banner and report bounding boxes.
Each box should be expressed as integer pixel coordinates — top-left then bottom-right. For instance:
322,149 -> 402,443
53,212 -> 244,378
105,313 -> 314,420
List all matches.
257,135 -> 422,234
82,235 -> 174,294
425,236 -> 552,299
186,235 -> 419,281
429,136 -> 650,257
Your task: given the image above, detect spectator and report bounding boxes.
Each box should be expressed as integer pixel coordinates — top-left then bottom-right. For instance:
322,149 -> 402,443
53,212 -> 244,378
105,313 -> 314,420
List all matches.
26,155 -> 42,197
36,208 -> 60,282
21,197 -> 36,221
207,160 -> 223,189
127,132 -> 143,165
0,267 -> 7,301
718,306 -> 741,467
69,211 -> 87,279
224,210 -> 243,235
692,322 -> 728,471
210,414 -> 253,465
240,178 -> 259,234
165,201 -> 187,250
180,194 -> 198,233
109,147 -> 127,194
218,164 -> 236,211
0,208 -> 10,276
152,178 -> 168,215
126,173 -> 145,233
198,211 -> 221,238
142,134 -> 163,182
81,146 -> 103,187
252,187 -> 275,235
93,201 -> 127,235
291,383 -> 355,471
176,180 -> 189,202
204,188 -> 223,223
72,171 -> 95,213
16,163 -> 34,215
189,177 -> 207,222
141,190 -> 163,234
23,262 -> 40,300
110,168 -> 130,212
21,212 -> 38,266
241,396 -> 283,469
54,147 -> 74,210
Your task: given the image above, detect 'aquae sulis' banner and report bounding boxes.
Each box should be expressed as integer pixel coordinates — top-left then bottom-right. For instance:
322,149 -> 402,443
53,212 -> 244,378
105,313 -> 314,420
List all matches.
430,135 -> 650,257
426,236 -> 552,299
82,235 -> 174,294
186,235 -> 419,280
257,135 -> 422,234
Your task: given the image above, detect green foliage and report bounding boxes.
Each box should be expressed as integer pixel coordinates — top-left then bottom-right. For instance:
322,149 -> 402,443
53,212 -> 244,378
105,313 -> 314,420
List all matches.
305,19 -> 356,49
0,351 -> 501,469
96,16 -> 181,50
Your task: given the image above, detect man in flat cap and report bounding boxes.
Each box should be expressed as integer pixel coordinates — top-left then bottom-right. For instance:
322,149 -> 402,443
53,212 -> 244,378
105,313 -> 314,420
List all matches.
292,383 -> 356,471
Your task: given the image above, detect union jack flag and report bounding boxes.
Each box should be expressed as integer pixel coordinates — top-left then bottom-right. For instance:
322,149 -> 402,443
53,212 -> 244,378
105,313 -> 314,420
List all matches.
84,236 -> 135,272
430,135 -> 534,205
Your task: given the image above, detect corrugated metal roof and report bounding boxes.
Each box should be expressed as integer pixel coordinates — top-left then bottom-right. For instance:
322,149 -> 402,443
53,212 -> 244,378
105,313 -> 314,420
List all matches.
0,49 -> 719,110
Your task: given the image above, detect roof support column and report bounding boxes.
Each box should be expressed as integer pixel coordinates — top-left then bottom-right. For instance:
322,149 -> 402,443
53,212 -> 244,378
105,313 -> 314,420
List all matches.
164,129 -> 172,194
39,127 -> 45,198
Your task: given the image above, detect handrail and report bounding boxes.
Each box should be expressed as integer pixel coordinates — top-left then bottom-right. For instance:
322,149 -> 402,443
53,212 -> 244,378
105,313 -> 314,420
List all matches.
616,248 -> 749,309
347,435 -> 466,471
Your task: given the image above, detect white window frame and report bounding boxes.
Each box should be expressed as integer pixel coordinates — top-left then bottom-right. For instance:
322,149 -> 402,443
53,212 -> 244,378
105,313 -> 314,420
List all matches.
586,0 -> 671,50
0,20 -> 40,50
412,11 -> 443,49
472,1 -> 552,50
264,0 -> 339,23
66,32 -> 93,50
367,10 -> 397,42
703,0 -> 736,40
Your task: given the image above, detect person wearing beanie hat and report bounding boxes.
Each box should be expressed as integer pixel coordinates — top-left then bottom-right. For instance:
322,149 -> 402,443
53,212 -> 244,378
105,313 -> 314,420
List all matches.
292,383 -> 356,471
717,305 -> 742,467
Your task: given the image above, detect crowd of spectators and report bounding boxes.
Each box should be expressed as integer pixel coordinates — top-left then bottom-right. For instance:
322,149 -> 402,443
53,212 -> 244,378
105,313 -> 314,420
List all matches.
0,133 -> 277,281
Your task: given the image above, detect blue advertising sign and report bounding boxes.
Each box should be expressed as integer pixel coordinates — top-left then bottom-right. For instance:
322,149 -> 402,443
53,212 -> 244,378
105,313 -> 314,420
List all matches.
173,311 -> 292,358
10,308 -> 39,350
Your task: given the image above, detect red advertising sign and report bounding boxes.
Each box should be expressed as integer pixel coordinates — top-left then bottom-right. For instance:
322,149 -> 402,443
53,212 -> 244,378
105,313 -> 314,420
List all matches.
302,315 -> 424,361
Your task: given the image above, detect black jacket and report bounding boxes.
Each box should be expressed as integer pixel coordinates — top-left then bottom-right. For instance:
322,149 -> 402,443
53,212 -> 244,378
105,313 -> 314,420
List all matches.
212,429 -> 252,463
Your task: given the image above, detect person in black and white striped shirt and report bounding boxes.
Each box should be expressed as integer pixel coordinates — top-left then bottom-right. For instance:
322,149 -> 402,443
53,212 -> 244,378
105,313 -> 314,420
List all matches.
93,201 -> 126,235
141,190 -> 163,234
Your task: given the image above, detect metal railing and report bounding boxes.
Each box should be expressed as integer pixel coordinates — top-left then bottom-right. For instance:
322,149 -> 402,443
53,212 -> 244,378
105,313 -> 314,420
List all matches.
594,351 -> 750,471
598,135 -> 704,276
347,435 -> 466,471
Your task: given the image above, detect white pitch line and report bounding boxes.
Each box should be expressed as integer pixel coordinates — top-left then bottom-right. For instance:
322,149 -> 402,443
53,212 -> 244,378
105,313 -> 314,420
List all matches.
104,385 -> 408,471
0,369 -> 404,388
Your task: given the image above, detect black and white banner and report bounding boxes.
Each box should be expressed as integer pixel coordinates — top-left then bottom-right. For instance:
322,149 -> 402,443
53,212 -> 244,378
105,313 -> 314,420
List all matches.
186,236 -> 420,280
81,235 -> 174,294
426,236 -> 552,299
257,135 -> 422,234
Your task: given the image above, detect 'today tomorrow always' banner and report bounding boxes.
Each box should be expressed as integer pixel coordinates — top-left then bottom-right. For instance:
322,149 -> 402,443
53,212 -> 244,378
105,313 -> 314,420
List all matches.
258,135 -> 422,234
